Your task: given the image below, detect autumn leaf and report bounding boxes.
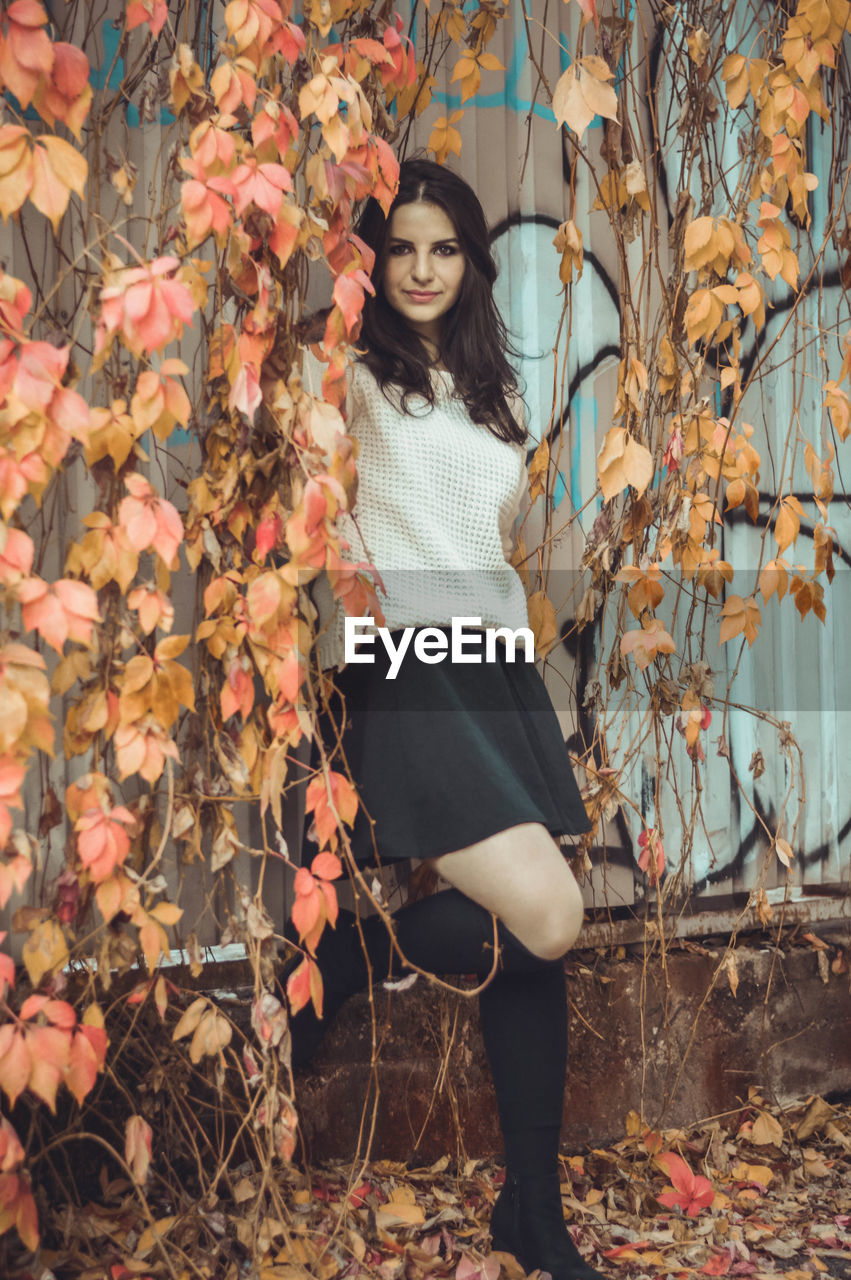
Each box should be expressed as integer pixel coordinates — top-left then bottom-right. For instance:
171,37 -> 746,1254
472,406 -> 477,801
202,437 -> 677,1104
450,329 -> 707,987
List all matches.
0,0 -> 53,108
118,472 -> 184,566
96,257 -> 195,359
28,135 -> 87,231
553,220 -> 583,285
450,49 -> 504,104
527,589 -> 557,658
126,0 -> 168,37
719,595 -> 761,646
305,771 -> 358,852
33,41 -> 92,138
427,111 -> 463,165
130,360 -> 191,440
759,558 -> 789,603
789,574 -> 826,622
773,494 -> 806,553
616,565 -> 665,618
125,1115 -> 152,1184
656,1151 -> 715,1216
824,381 -> 850,441
172,995 -> 208,1043
620,618 -> 676,670
286,954 -> 324,1018
75,804 -> 136,883
528,438 -> 550,503
552,58 -> 618,138
21,917 -> 68,988
637,828 -> 665,882
751,1109 -> 785,1146
290,852 -> 341,953
127,585 -> 175,636
188,1007 -> 232,1063
597,428 -> 654,501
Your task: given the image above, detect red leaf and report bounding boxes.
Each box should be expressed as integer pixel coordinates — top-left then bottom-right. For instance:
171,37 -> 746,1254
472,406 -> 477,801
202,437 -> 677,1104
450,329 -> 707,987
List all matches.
286,956 -> 323,1018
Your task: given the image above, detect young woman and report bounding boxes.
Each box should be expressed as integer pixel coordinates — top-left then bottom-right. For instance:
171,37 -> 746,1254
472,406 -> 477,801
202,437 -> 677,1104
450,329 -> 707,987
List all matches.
293,159 -> 603,1280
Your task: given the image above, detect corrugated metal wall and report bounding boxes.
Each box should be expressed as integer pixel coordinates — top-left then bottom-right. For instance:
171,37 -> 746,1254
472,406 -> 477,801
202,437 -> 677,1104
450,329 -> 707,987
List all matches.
4,0 -> 848,951
394,0 -> 850,922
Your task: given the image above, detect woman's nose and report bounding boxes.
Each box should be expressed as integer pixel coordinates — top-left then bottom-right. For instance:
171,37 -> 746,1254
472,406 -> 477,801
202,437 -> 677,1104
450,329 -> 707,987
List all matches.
411,250 -> 433,283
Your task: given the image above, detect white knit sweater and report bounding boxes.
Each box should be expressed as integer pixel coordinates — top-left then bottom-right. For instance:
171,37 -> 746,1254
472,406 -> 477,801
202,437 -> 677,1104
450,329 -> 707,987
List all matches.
312,358 -> 531,670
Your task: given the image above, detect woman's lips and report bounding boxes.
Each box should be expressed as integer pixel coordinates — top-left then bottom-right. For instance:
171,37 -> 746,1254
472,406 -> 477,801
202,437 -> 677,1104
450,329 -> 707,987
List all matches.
405,291 -> 439,302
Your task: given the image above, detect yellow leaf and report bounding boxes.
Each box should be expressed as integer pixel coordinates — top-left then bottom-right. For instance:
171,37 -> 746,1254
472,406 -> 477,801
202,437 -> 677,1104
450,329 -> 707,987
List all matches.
752,1110 -> 784,1146
731,1161 -> 773,1187
683,216 -> 715,270
426,110 -> 464,165
758,558 -> 789,602
719,595 -> 761,646
552,67 -> 592,137
550,62 -> 616,140
138,917 -> 168,972
450,53 -> 481,104
553,219 -> 583,284
29,136 -> 87,231
135,1215 -> 177,1258
189,1007 -> 232,1063
375,1201 -> 426,1229
149,900 -> 183,927
773,496 -> 804,553
528,438 -> 550,502
722,53 -> 749,108
685,287 -> 724,345
527,590 -> 557,659
173,996 -> 208,1042
597,427 -> 654,501
22,918 -> 68,988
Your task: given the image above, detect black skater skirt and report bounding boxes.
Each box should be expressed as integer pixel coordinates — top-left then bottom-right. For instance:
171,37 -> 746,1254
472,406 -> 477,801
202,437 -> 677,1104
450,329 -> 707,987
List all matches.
311,629 -> 591,866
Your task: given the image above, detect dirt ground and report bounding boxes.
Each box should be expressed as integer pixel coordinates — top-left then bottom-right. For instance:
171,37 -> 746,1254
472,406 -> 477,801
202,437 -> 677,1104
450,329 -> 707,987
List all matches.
12,1090 -> 851,1280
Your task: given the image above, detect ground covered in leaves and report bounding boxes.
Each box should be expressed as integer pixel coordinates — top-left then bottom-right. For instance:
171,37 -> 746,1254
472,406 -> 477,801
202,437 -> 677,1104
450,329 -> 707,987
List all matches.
9,1092 -> 851,1280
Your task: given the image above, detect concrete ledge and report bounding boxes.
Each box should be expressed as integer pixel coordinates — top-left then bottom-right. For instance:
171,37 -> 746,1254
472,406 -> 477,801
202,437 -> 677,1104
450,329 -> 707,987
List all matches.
294,929 -> 851,1163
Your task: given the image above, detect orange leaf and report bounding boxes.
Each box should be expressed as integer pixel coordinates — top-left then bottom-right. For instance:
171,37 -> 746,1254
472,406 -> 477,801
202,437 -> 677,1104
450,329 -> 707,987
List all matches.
0,125 -> 34,221
65,1029 -> 100,1105
620,619 -> 676,670
527,590 -> 557,659
286,956 -> 323,1018
719,595 -> 761,646
0,1027 -> 31,1107
597,427 -> 654,501
25,1025 -> 69,1110
773,496 -> 805,553
427,111 -> 463,165
29,135 -> 87,231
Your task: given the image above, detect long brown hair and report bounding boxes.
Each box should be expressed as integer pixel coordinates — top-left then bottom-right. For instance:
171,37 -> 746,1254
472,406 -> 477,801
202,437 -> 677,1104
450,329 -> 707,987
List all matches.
355,159 -> 525,445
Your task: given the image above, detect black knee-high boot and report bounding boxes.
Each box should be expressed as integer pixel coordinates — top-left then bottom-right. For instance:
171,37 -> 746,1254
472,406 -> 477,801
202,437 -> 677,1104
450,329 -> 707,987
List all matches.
283,888 -> 544,1067
283,889 -> 603,1278
482,968 -> 603,1279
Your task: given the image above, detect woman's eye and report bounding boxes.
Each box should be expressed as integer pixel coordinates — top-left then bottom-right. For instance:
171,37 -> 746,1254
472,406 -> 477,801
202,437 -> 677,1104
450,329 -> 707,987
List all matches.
436,245 -> 459,256
388,244 -> 411,255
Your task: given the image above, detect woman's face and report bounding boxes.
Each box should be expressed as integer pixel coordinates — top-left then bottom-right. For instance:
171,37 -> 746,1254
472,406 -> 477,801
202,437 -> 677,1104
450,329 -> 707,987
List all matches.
380,200 -> 466,349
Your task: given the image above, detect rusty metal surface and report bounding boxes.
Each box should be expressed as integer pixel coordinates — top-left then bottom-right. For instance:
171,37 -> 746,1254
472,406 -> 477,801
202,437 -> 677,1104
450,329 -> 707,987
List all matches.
579,895 -> 851,950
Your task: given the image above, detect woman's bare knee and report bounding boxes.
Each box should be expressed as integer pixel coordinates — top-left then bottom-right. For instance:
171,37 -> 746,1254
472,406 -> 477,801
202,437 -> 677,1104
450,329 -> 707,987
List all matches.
432,824 -> 586,960
522,872 -> 584,958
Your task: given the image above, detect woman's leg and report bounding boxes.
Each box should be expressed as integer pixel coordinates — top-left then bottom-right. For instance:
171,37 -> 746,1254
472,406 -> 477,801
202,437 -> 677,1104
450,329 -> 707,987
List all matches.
431,821 -> 585,960
286,825 -> 601,1277
433,826 -> 601,1279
